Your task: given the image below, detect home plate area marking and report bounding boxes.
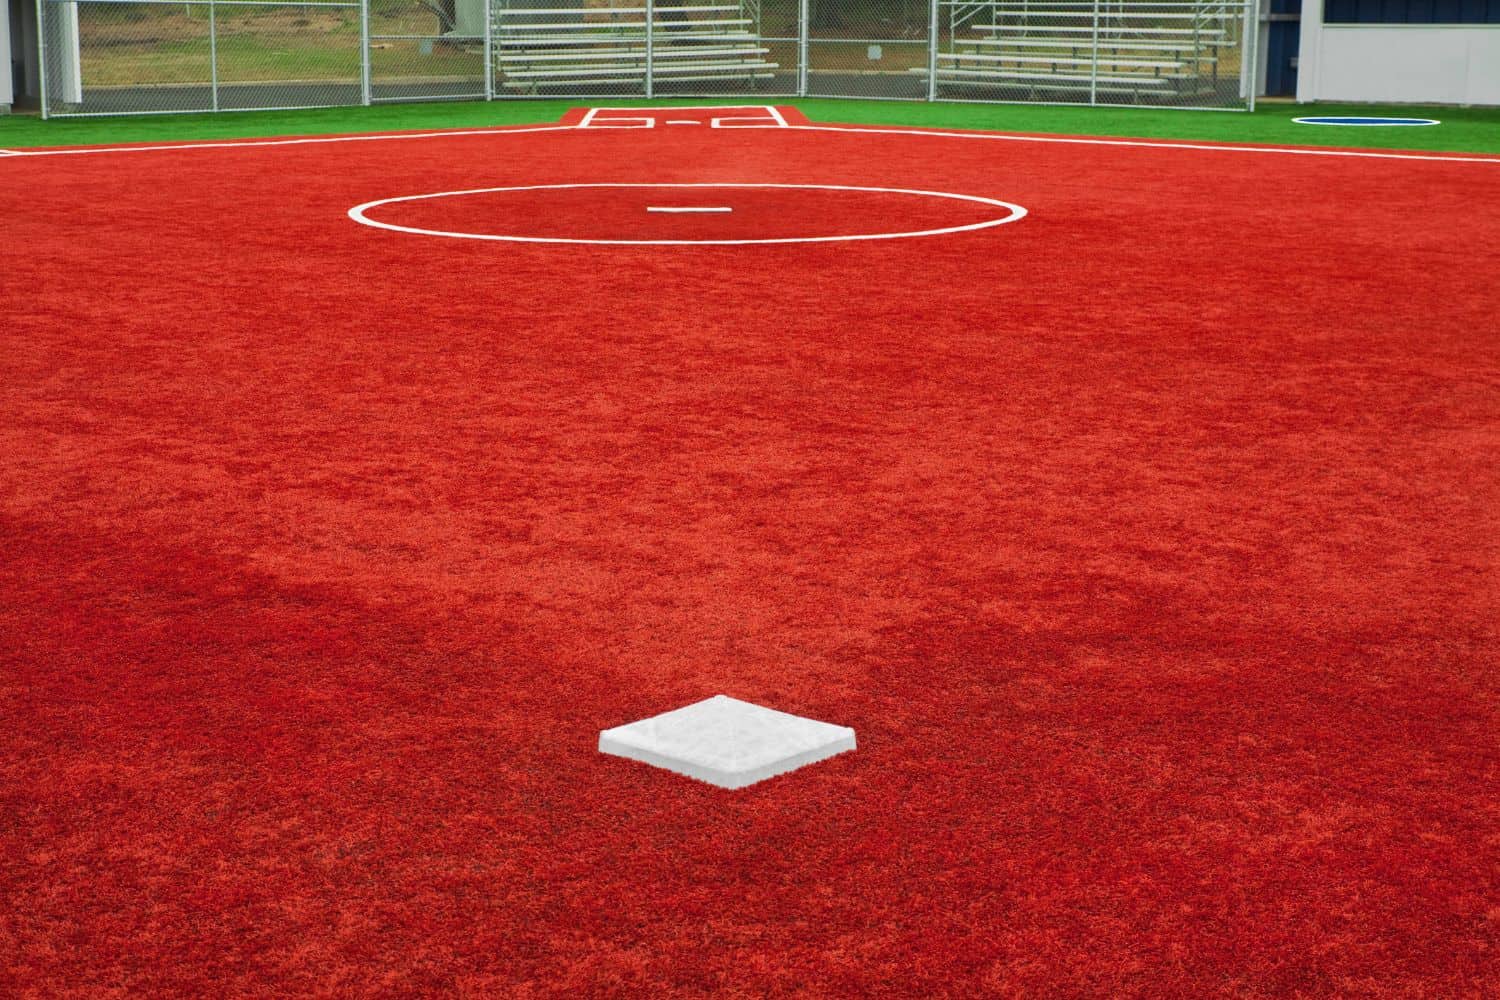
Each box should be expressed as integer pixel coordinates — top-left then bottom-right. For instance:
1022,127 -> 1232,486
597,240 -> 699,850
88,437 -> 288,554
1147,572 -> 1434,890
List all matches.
572,105 -> 794,129
599,696 -> 856,789
349,182 -> 1027,246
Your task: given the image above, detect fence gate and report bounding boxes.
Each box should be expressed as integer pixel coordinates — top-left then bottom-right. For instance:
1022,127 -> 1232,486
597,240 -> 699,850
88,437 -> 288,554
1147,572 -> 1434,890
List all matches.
40,0 -> 366,116
39,0 -> 1254,116
368,0 -> 489,105
803,0 -> 932,99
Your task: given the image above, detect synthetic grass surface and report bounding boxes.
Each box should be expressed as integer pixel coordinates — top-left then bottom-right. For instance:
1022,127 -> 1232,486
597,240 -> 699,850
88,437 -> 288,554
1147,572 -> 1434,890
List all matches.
3,97 -> 1500,152
4,109 -> 1498,996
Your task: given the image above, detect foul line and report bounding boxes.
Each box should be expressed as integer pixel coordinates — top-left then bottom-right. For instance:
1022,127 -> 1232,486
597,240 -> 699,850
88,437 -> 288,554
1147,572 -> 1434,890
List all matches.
785,124 -> 1500,165
2,115 -> 1497,165
0,124 -> 577,158
647,206 -> 733,213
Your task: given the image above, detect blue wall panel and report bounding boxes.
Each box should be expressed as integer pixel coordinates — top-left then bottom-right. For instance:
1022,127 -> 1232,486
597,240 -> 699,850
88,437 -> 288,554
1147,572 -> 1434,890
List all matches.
1326,0 -> 1496,20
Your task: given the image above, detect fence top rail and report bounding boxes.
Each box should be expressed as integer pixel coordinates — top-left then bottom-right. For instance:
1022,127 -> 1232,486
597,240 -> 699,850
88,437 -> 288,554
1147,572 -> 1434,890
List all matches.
941,53 -> 1190,65
962,37 -> 1223,48
497,20 -> 652,29
497,46 -> 770,59
496,6 -> 650,13
496,5 -> 741,11
963,9 -> 1242,17
502,62 -> 775,78
941,1 -> 1245,6
974,23 -> 1230,33
497,13 -> 749,20
497,30 -> 756,41
497,19 -> 752,29
933,67 -> 1177,82
960,7 -> 1242,14
45,0 -> 362,6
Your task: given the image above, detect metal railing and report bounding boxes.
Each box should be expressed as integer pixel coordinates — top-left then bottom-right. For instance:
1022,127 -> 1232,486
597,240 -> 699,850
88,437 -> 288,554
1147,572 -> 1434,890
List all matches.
932,0 -> 1254,108
488,0 -> 778,97
38,0 -> 1254,115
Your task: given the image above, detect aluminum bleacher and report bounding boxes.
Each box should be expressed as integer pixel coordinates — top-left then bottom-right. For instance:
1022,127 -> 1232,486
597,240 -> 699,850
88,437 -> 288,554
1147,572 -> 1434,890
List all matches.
932,1 -> 1244,103
493,0 -> 777,93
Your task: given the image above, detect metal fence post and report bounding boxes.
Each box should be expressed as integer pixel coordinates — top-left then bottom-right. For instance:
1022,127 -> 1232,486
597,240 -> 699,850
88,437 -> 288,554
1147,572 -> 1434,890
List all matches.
359,0 -> 372,105
35,0 -> 49,118
209,0 -> 219,112
1243,0 -> 1259,112
645,0 -> 654,99
484,0 -> 494,101
926,0 -> 938,102
797,0 -> 808,97
1088,0 -> 1100,106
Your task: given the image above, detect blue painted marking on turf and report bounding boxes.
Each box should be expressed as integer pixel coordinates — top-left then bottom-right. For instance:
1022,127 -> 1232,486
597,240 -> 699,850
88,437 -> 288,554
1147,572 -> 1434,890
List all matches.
1293,116 -> 1440,127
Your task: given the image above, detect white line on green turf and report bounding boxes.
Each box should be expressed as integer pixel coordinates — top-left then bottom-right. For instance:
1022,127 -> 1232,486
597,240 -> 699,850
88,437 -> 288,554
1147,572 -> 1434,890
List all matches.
4,119 -> 1499,166
0,124 -> 576,158
784,125 -> 1500,165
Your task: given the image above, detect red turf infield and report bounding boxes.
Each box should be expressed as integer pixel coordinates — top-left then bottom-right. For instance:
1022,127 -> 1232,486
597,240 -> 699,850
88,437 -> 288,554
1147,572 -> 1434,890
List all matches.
2,108 -> 1499,996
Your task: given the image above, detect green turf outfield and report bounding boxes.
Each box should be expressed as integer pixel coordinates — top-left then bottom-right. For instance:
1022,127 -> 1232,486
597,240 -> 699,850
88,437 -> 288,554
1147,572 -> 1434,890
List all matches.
3,98 -> 1498,152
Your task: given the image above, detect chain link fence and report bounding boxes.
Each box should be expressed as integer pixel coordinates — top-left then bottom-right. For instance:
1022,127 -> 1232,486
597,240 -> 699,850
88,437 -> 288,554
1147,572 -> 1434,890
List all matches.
39,0 -> 1255,115
805,0 -> 929,99
41,1 -> 365,115
369,0 -> 487,103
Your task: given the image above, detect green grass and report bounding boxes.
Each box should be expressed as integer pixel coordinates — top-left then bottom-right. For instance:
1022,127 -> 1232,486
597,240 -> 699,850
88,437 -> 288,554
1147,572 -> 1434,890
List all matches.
71,9 -> 494,87
4,96 -> 1498,153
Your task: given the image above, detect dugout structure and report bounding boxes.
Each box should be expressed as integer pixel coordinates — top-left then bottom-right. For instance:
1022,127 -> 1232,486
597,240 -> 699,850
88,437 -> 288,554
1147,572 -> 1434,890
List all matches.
35,0 -> 1256,116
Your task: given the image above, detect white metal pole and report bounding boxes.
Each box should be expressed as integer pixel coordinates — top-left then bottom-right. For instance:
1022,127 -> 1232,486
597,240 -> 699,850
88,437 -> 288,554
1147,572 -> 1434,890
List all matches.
1088,0 -> 1099,106
1243,0 -> 1258,112
35,0 -> 49,118
209,0 -> 219,111
797,0 -> 808,97
359,0 -> 371,105
644,0 -> 653,98
926,0 -> 938,102
484,0 -> 494,100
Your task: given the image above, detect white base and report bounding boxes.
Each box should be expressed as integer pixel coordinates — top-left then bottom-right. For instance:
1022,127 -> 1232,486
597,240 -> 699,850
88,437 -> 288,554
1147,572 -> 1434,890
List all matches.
599,695 -> 856,790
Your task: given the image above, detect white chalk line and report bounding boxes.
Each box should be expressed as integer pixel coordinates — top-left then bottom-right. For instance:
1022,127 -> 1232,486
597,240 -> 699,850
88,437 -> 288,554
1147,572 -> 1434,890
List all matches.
347,182 -> 1027,246
647,206 -> 733,213
584,105 -> 782,115
3,113 -> 1497,165
0,123 -> 577,157
579,105 -> 787,130
1292,116 -> 1441,127
780,124 -> 1500,165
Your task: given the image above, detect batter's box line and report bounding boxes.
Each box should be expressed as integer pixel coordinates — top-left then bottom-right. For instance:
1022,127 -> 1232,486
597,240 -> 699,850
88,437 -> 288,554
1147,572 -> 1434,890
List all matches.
574,106 -> 794,129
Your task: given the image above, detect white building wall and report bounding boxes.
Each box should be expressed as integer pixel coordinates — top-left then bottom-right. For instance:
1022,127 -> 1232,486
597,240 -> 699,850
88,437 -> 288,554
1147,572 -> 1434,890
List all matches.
1298,0 -> 1500,105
